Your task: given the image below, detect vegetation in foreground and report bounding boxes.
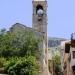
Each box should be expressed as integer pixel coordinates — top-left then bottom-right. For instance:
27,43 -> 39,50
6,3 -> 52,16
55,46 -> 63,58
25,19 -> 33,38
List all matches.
0,29 -> 42,75
48,47 -> 62,75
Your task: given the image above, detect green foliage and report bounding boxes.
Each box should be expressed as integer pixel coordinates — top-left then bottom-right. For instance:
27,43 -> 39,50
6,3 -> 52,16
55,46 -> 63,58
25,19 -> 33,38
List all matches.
0,32 -> 20,58
18,30 -> 42,58
0,28 -> 42,75
0,57 -> 6,68
0,30 -> 42,58
53,55 -> 61,65
4,56 -> 39,75
53,54 -> 62,75
0,28 -> 6,36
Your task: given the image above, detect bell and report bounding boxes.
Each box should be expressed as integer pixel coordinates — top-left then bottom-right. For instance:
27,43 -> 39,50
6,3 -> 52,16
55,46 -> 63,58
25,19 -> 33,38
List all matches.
37,9 -> 44,17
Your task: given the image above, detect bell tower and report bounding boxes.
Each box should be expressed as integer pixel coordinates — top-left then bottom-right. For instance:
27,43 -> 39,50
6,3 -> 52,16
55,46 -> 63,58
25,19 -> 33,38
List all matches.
32,0 -> 48,75
32,0 -> 47,33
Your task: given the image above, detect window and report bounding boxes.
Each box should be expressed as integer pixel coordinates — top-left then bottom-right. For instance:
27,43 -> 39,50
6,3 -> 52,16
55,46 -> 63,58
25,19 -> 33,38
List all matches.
65,43 -> 70,53
73,51 -> 75,59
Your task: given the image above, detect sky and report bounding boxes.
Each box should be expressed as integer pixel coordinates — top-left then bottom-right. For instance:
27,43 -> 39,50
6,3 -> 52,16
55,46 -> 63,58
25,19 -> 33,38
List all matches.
0,0 -> 75,39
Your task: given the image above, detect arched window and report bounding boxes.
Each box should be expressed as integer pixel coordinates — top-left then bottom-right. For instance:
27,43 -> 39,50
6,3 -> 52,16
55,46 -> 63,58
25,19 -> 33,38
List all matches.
36,5 -> 43,14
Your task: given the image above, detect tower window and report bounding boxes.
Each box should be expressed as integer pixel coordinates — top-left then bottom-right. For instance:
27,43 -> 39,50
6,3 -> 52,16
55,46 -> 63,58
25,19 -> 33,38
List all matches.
73,51 -> 75,59
36,5 -> 43,14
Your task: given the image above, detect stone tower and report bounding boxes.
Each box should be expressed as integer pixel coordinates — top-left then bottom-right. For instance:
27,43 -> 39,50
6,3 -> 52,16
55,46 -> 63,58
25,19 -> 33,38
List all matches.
32,0 -> 48,75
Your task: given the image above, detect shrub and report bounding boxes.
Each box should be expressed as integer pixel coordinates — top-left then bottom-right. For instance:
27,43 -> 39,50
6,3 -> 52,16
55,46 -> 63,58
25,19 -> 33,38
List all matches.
53,54 -> 62,75
4,56 -> 39,75
0,57 -> 6,68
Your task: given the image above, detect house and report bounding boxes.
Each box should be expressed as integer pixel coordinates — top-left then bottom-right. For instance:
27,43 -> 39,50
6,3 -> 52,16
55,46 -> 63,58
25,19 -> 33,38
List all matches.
61,33 -> 75,75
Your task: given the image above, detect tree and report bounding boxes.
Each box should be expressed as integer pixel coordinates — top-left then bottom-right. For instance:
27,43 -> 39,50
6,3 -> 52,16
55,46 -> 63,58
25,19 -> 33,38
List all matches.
0,29 -> 42,58
0,32 -> 20,58
0,28 -> 42,75
0,28 -> 6,36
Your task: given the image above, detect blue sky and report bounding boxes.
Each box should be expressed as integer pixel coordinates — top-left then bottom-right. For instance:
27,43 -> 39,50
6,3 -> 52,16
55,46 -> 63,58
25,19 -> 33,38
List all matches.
0,0 -> 75,39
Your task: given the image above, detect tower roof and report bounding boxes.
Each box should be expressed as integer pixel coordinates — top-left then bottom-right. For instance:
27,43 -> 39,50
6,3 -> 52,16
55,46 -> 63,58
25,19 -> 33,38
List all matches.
33,0 -> 46,1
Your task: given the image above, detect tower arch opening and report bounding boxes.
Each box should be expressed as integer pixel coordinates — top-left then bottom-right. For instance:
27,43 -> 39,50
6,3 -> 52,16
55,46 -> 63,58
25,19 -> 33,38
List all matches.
36,5 -> 43,14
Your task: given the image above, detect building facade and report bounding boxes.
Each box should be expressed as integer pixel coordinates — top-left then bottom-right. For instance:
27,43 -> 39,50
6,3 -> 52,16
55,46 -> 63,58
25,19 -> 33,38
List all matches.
61,34 -> 75,75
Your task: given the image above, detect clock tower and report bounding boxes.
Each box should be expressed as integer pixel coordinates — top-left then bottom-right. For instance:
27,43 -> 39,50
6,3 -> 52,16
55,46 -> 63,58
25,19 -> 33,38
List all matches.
32,0 -> 48,75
